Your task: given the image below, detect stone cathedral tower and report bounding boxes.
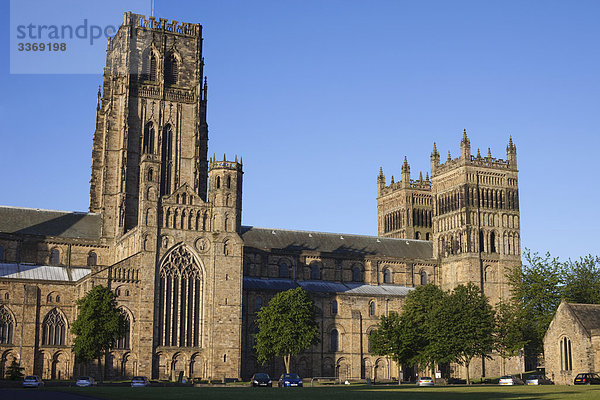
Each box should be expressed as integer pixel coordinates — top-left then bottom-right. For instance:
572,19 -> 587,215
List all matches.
87,13 -> 244,380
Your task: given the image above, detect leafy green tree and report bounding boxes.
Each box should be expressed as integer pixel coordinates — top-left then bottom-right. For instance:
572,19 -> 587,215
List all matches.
494,300 -> 526,375
430,283 -> 495,384
507,250 -> 563,363
254,287 -> 319,373
369,311 -> 414,381
562,255 -> 600,304
400,284 -> 448,375
5,358 -> 24,380
71,285 -> 127,380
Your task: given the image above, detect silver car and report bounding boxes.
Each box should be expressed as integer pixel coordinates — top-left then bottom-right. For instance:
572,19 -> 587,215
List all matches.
131,376 -> 149,387
525,374 -> 553,385
75,376 -> 96,387
23,375 -> 44,388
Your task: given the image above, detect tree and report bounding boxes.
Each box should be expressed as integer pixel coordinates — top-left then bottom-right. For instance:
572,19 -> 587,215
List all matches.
507,250 -> 563,363
430,283 -> 495,384
562,255 -> 600,304
369,311 -> 413,381
5,358 -> 24,380
254,287 -> 319,373
494,300 -> 526,375
71,285 -> 127,380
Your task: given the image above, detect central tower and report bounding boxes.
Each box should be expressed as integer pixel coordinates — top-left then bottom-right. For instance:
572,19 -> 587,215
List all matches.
89,13 -> 208,238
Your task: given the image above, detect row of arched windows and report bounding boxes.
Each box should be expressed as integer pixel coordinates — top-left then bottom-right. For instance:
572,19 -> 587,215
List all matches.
437,186 -> 519,215
142,50 -> 179,85
46,249 -> 97,267
215,174 -> 232,189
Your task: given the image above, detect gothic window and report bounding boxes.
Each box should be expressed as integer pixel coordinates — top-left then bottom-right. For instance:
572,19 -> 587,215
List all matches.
114,310 -> 131,350
165,53 -> 179,85
311,263 -> 321,280
226,175 -> 231,188
42,308 -> 66,346
50,248 -> 60,265
331,300 -> 338,315
143,51 -> 157,82
158,245 -> 203,347
352,265 -> 362,282
383,268 -> 391,284
479,229 -> 485,252
425,232 -> 430,241
56,295 -> 60,303
87,251 -> 97,267
0,306 -> 14,344
216,176 -> 221,189
330,329 -> 339,352
223,240 -> 230,256
560,337 -> 572,371
490,231 -> 496,253
279,261 -> 289,278
148,168 -> 154,182
0,245 -> 4,262
143,122 -> 155,154
420,270 -> 428,285
369,301 -> 376,316
415,231 -> 421,240
160,125 -> 173,196
224,215 -> 229,232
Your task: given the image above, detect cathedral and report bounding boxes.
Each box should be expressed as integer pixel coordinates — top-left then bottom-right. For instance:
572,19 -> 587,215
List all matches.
0,13 -> 522,382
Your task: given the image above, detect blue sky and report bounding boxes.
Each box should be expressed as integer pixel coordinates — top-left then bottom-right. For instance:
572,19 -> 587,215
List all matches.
1,1 -> 599,261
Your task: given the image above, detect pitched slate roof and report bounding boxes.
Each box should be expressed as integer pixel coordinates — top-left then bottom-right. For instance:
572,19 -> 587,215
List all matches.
243,277 -> 414,297
567,303 -> 600,335
240,226 -> 434,260
0,206 -> 101,240
0,263 -> 91,282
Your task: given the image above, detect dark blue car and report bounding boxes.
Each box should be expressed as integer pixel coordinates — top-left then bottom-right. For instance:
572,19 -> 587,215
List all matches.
278,373 -> 303,387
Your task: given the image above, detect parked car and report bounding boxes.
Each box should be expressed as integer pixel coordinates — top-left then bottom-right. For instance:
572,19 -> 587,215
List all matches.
417,376 -> 434,386
525,374 -> 553,385
75,376 -> 96,387
498,375 -> 524,385
251,372 -> 272,387
574,373 -> 600,385
131,376 -> 150,387
278,373 -> 303,387
23,375 -> 44,388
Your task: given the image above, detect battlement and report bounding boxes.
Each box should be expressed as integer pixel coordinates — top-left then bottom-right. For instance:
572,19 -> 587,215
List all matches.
125,12 -> 201,37
209,154 -> 243,172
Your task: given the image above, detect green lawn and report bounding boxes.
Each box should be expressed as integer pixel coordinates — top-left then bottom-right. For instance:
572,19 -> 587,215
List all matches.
46,384 -> 600,400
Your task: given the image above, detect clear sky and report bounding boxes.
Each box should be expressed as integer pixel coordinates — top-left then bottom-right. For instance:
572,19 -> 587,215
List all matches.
1,1 -> 598,261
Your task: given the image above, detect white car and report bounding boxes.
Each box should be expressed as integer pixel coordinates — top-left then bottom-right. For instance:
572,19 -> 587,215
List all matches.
499,375 -> 524,385
525,374 -> 553,385
417,376 -> 434,386
23,375 -> 44,388
131,376 -> 149,387
75,376 -> 96,387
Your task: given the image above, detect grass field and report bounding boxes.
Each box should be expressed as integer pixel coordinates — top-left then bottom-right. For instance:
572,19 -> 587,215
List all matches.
46,384 -> 600,400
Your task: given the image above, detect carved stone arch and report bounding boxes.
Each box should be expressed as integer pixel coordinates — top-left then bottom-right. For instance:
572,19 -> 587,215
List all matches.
41,308 -> 68,346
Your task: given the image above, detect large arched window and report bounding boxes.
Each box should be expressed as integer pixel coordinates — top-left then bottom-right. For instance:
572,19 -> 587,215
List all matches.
114,309 -> 130,350
42,308 -> 66,346
383,268 -> 391,284
160,125 -> 173,196
165,53 -> 179,85
50,248 -> 60,265
369,301 -> 376,316
311,263 -> 321,280
331,300 -> 338,315
560,337 -> 572,371
330,329 -> 339,352
279,261 -> 289,278
87,251 -> 97,267
143,122 -> 155,154
0,306 -> 14,344
158,245 -> 202,347
490,231 -> 497,253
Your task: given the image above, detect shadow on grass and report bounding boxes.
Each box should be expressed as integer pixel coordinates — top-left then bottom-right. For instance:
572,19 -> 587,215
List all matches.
46,384 -> 600,400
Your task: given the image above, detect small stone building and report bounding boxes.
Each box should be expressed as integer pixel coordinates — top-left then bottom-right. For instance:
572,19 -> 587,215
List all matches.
544,301 -> 600,385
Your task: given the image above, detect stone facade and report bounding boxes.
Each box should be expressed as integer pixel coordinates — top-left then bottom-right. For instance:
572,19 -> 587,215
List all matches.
0,12 -> 522,382
544,302 -> 600,385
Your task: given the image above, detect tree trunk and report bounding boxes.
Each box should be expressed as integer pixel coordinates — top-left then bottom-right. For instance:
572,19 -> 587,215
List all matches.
98,356 -> 104,382
283,354 -> 290,373
465,360 -> 470,385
